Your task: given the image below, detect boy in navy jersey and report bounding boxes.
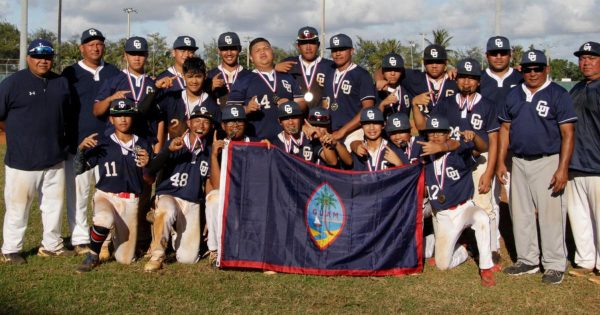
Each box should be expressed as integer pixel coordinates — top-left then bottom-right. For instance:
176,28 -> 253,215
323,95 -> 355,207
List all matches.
421,115 -> 496,287
75,99 -> 152,272
480,36 -> 523,109
304,106 -> 353,167
227,37 -> 305,140
376,53 -> 413,119
62,28 -> 121,255
275,26 -> 335,108
207,32 -> 252,106
156,36 -> 198,93
144,104 -> 214,272
272,101 -> 338,166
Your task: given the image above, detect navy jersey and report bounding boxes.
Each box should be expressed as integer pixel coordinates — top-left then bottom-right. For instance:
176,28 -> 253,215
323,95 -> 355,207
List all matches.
156,67 -> 186,93
157,90 -> 221,124
85,134 -> 152,195
96,70 -> 161,144
431,93 -> 499,142
207,65 -> 252,106
569,79 -> 600,174
351,139 -> 394,171
155,137 -> 211,203
281,56 -> 335,108
402,69 -> 458,115
387,136 -> 423,165
0,69 -> 70,170
376,84 -> 413,118
227,70 -> 303,139
322,64 -> 376,131
62,61 -> 121,150
423,140 -> 476,210
479,68 -> 523,109
272,132 -> 325,164
499,81 -> 578,156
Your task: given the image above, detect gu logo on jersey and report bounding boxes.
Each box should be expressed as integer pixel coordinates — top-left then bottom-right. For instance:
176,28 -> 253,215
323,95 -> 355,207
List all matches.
316,73 -> 325,86
305,183 -> 346,250
224,36 -> 232,45
367,110 -> 375,120
284,104 -> 293,114
332,37 -> 340,46
446,167 -> 460,180
528,51 -> 537,62
431,118 -> 439,128
133,40 -> 142,50
536,100 -> 549,117
341,80 -> 352,94
389,57 -> 397,66
430,49 -> 438,58
495,38 -> 503,48
470,113 -> 482,130
88,29 -> 98,36
282,80 -> 292,93
464,62 -> 472,72
199,161 -> 209,176
146,86 -> 154,94
392,118 -> 402,128
302,146 -> 313,161
184,37 -> 192,46
230,107 -> 239,117
584,43 -> 592,51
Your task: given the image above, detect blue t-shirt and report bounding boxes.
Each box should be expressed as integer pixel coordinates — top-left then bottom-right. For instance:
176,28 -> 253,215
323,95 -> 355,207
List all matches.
0,69 -> 70,170
321,64 -> 376,131
227,70 -> 303,139
499,81 -> 578,156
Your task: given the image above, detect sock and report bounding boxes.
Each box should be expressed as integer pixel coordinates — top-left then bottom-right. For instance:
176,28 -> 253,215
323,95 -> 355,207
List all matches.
89,225 -> 110,255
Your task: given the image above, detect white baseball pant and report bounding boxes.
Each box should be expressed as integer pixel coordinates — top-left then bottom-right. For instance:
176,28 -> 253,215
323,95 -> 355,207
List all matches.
64,153 -> 94,246
92,189 -> 138,264
149,195 -> 200,264
567,173 -> 600,270
2,162 -> 66,254
205,189 -> 220,252
472,152 -> 500,252
433,200 -> 494,270
423,200 -> 435,259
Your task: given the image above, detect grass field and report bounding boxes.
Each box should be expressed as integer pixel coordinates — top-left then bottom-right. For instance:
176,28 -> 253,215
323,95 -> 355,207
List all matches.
0,144 -> 599,314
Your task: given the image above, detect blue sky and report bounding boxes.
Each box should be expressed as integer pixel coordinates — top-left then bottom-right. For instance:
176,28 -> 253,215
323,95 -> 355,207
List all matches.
1,0 -> 598,62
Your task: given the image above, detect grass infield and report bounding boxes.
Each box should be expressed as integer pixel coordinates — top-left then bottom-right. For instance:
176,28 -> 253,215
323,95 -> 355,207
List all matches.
0,145 -> 599,314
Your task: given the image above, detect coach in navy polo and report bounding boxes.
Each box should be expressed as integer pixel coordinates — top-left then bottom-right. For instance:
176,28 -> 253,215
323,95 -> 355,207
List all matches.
0,39 -> 73,264
498,50 -> 577,284
62,28 -> 120,254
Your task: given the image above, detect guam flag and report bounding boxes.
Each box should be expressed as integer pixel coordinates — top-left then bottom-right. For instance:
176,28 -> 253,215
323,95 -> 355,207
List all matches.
217,142 -> 424,276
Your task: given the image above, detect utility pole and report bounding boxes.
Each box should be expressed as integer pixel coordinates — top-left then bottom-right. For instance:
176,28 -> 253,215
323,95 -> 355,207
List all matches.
57,0 -> 62,71
419,32 -> 426,71
320,0 -> 326,57
19,0 -> 28,70
495,0 -> 501,35
244,36 -> 252,68
409,41 -> 415,69
123,8 -> 137,38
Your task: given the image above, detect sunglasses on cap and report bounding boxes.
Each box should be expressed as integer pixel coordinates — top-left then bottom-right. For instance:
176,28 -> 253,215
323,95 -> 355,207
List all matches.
522,65 -> 545,74
28,45 -> 54,56
308,114 -> 330,124
298,32 -> 318,40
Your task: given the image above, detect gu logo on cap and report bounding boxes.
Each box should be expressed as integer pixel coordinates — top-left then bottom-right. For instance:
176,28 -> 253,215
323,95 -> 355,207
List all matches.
367,110 -> 375,120
184,37 -> 191,46
528,51 -> 536,61
495,38 -> 503,48
231,107 -> 239,117
133,40 -> 141,49
333,37 -> 340,46
393,118 -> 401,127
465,62 -> 472,72
430,49 -> 438,58
284,104 -> 293,114
584,43 -> 592,51
200,107 -> 208,114
431,118 -> 439,128
389,57 -> 397,66
118,100 -> 126,108
89,29 -> 97,36
303,29 -> 310,37
225,36 -> 232,45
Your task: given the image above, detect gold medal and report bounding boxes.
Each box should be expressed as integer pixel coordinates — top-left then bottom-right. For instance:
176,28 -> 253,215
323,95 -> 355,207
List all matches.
330,102 -> 339,111
437,194 -> 446,204
304,91 -> 314,102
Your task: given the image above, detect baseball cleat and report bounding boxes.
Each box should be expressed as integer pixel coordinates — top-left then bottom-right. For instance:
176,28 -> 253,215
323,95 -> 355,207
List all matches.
588,273 -> 600,285
38,247 -> 75,257
568,268 -> 593,277
503,261 -> 539,276
490,264 -> 502,273
542,270 -> 564,284
208,250 -> 218,269
144,256 -> 164,272
2,253 -> 26,265
480,268 -> 496,287
76,253 -> 100,273
73,245 -> 91,256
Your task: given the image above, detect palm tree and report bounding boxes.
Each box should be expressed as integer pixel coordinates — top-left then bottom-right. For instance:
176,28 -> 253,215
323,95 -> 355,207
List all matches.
511,45 -> 524,68
426,28 -> 453,48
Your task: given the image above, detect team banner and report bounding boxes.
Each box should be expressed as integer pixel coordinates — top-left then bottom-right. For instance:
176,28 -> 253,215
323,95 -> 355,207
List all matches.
218,142 -> 424,276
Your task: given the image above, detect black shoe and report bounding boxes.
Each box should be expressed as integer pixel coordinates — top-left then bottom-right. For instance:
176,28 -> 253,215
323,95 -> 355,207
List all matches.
542,269 -> 564,284
2,253 -> 26,265
76,253 -> 100,273
503,261 -> 540,275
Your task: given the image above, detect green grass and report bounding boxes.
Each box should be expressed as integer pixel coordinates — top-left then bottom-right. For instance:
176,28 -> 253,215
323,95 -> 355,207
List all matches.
0,144 -> 599,314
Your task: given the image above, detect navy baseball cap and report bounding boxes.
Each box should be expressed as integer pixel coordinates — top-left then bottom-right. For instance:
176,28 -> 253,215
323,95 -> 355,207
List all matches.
125,36 -> 148,53
360,107 -> 384,124
218,32 -> 241,49
486,36 -> 510,52
456,58 -> 482,77
278,101 -> 303,119
423,44 -> 447,61
173,36 -> 198,50
109,98 -> 136,116
385,112 -> 411,133
307,107 -> 331,126
327,34 -> 353,50
521,49 -> 547,66
27,39 -> 54,56
189,104 -> 214,120
382,52 -> 404,69
81,28 -> 105,44
297,26 -> 319,42
424,115 -> 450,132
574,41 -> 600,57
221,105 -> 246,121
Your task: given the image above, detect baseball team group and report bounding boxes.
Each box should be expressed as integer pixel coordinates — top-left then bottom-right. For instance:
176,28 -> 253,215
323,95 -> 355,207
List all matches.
0,24 -> 599,288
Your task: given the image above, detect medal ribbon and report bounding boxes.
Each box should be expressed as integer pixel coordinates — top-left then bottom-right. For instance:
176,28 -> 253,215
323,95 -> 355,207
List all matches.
426,75 -> 446,106
253,69 -> 277,94
386,85 -> 404,112
219,65 -> 241,92
184,130 -> 204,154
284,132 -> 304,154
333,63 -> 355,100
300,56 -> 320,92
111,133 -> 137,155
433,152 -> 449,192
170,66 -> 185,89
125,69 -> 146,104
182,91 -> 206,119
457,93 -> 479,112
366,139 -> 387,172
405,137 -> 414,159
